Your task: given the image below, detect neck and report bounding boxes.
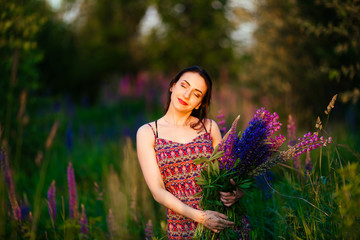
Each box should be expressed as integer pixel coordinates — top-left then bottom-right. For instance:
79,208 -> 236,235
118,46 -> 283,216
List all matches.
163,107 -> 193,128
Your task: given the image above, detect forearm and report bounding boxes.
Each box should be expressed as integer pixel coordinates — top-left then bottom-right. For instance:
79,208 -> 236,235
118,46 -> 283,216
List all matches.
153,187 -> 203,223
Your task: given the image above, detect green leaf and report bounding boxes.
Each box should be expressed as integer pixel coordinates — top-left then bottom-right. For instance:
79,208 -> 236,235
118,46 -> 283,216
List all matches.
193,191 -> 202,197
210,151 -> 224,161
195,176 -> 208,186
214,160 -> 220,175
238,182 -> 252,189
193,156 -> 209,165
237,131 -> 242,137
238,179 -> 253,189
215,200 -> 223,206
212,144 -> 219,155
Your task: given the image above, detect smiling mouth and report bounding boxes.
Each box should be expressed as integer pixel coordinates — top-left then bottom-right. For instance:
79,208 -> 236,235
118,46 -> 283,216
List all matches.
177,98 -> 188,105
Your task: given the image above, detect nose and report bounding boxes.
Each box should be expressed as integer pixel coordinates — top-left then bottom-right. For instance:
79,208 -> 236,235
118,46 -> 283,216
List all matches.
183,89 -> 191,99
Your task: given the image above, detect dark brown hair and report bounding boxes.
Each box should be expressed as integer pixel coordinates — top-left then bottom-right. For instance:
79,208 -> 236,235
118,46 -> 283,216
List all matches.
164,66 -> 213,131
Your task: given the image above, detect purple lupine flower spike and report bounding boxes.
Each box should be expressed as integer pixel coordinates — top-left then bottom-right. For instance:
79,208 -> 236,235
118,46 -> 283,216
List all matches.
0,148 -> 21,221
67,162 -> 79,221
217,110 -> 227,135
145,219 -> 153,240
234,108 -> 285,175
20,196 -> 31,221
80,204 -> 89,235
217,115 -> 240,170
293,132 -> 331,157
47,180 -> 57,224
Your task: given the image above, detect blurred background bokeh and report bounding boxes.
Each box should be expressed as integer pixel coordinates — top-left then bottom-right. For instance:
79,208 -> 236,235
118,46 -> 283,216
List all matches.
1,0 -> 359,239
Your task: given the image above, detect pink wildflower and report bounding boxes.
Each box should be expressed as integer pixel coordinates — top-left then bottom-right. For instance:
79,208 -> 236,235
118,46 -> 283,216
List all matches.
47,180 -> 56,224
67,162 -> 79,221
80,204 -> 89,235
0,148 -> 21,221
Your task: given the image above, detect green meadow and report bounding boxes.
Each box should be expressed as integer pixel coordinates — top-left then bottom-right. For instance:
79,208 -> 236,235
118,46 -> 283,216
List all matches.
1,0 -> 359,239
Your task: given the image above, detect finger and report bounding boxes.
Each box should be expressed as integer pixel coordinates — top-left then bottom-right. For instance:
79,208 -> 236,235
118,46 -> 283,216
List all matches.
219,192 -> 232,197
212,228 -> 220,233
221,195 -> 236,201
221,198 -> 234,205
213,211 -> 229,220
221,219 -> 235,226
233,189 -> 244,199
223,202 -> 231,207
214,221 -> 227,230
230,178 -> 236,186
224,203 -> 231,207
214,214 -> 234,225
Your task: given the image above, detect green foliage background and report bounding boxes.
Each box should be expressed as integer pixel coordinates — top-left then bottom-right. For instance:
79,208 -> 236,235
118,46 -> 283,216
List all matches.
0,0 -> 359,239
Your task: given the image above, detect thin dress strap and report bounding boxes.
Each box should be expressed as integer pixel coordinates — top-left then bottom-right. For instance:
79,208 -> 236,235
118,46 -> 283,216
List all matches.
203,119 -> 212,134
147,122 -> 158,138
155,120 -> 159,137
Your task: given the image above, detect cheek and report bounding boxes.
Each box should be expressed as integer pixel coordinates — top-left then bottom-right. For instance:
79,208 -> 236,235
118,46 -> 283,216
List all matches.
172,84 -> 183,94
194,98 -> 203,107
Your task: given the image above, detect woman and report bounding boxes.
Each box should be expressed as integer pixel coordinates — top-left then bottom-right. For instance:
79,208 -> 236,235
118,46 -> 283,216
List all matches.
137,66 -> 242,239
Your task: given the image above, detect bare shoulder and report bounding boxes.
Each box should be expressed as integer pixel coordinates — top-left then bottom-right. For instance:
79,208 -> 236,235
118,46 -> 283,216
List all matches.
204,118 -> 220,133
136,122 -> 155,142
204,119 -> 222,147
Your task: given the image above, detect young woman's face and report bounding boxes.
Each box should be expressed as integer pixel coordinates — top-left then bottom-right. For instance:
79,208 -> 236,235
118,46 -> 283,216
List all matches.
170,72 -> 208,112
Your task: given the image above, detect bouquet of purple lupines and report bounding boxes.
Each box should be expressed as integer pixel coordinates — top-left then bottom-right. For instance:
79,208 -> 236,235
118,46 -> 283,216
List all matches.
193,108 -> 332,240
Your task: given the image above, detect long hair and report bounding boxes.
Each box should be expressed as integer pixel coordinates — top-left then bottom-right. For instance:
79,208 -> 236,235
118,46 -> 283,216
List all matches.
164,66 -> 213,131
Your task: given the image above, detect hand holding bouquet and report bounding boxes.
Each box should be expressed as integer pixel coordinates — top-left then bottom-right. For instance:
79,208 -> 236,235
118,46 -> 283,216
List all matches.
193,108 -> 332,239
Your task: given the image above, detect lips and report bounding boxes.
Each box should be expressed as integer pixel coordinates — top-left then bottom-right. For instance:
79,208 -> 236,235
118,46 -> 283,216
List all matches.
177,98 -> 188,105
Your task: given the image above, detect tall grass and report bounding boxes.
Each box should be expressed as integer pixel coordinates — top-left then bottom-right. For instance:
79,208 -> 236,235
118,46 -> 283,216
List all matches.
0,91 -> 359,239
243,121 -> 360,239
1,92 -> 167,239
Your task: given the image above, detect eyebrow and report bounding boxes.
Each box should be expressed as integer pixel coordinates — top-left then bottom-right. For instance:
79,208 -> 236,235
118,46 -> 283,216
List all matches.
182,80 -> 204,94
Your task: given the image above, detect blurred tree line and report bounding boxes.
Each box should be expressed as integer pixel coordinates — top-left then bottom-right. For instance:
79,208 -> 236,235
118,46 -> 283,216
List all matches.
241,0 -> 360,125
1,0 -> 359,119
0,0 -> 237,103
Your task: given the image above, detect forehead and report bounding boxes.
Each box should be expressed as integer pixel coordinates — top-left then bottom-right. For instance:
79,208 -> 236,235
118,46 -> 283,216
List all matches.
178,72 -> 207,92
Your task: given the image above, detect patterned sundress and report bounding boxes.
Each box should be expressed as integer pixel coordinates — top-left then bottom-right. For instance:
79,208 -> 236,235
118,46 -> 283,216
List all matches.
148,120 -> 214,239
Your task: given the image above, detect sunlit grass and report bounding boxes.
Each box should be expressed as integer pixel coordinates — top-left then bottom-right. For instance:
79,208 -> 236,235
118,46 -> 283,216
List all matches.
0,98 -> 359,239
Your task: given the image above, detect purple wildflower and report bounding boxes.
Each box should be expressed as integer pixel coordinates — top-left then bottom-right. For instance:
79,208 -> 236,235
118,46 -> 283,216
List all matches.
20,202 -> 30,221
234,118 -> 270,174
217,110 -> 227,135
217,116 -> 240,170
120,75 -> 131,96
232,108 -> 285,175
67,162 -> 79,221
267,135 -> 286,150
80,204 -> 89,236
253,107 -> 282,135
0,148 -> 21,221
292,132 -> 331,157
47,180 -> 56,224
94,182 -> 104,200
145,219 -> 153,240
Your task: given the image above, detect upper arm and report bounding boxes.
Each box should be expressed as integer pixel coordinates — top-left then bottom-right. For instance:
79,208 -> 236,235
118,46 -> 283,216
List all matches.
136,124 -> 165,197
207,119 -> 222,148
